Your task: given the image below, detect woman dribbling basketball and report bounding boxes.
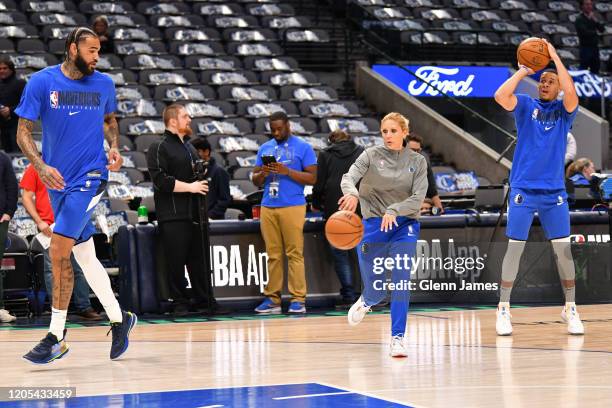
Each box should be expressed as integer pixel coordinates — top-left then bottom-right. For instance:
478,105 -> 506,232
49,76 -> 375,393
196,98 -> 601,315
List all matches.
338,112 -> 428,357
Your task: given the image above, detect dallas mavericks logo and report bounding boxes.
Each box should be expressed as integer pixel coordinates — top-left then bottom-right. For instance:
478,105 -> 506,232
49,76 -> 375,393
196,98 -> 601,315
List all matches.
514,193 -> 523,205
50,91 -> 59,109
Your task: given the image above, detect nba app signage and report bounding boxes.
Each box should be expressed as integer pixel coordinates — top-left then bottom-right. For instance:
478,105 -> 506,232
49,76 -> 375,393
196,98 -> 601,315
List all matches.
372,64 -> 510,98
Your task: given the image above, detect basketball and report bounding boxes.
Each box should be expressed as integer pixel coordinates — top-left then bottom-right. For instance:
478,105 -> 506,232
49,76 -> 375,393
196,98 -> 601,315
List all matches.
516,37 -> 550,72
325,210 -> 364,250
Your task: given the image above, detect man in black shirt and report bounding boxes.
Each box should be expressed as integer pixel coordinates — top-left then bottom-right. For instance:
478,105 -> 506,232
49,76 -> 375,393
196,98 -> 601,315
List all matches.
312,130 -> 363,307
575,0 -> 604,74
0,57 -> 26,152
190,137 -> 231,220
146,104 -> 227,315
0,149 -> 18,322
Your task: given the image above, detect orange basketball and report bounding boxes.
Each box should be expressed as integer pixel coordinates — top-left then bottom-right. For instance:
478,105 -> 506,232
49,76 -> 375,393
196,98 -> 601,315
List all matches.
517,37 -> 551,72
325,210 -> 364,250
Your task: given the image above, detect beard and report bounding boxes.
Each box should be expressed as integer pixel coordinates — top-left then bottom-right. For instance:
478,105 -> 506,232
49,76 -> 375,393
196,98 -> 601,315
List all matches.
75,52 -> 95,76
180,126 -> 193,137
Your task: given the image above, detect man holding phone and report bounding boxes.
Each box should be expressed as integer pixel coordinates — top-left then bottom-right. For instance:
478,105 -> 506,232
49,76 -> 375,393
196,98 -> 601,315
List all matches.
251,111 -> 317,314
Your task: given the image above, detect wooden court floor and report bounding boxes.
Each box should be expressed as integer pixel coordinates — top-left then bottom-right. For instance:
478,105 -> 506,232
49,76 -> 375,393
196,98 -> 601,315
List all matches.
2,304 -> 612,407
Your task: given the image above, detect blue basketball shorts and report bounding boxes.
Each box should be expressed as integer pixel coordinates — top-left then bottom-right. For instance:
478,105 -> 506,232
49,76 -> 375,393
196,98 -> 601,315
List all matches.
506,187 -> 570,241
49,179 -> 106,243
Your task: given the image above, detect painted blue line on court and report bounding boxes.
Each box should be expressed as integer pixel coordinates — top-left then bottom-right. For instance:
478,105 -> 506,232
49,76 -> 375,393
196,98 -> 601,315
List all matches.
0,383 -> 413,407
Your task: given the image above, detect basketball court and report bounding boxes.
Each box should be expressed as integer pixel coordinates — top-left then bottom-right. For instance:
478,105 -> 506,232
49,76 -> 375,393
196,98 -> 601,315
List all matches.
2,304 -> 612,407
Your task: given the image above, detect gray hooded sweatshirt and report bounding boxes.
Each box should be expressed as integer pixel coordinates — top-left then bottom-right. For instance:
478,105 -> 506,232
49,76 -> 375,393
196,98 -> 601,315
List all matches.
340,145 -> 428,219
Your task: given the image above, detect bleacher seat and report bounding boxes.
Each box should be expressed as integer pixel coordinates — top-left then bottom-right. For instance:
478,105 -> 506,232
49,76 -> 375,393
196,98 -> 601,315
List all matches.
153,85 -> 216,102
217,85 -> 277,102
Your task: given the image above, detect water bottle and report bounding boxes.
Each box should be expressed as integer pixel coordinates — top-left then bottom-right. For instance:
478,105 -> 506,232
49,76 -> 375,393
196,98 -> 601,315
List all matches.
137,205 -> 149,224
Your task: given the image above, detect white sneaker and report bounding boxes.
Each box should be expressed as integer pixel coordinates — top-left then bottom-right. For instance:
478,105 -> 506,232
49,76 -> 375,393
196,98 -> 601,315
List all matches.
496,305 -> 512,336
561,305 -> 584,335
389,335 -> 408,357
347,296 -> 371,326
0,309 -> 17,323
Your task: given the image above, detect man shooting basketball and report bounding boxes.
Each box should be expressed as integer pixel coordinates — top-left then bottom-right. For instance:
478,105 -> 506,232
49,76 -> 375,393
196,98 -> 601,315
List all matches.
493,39 -> 583,336
15,27 -> 137,364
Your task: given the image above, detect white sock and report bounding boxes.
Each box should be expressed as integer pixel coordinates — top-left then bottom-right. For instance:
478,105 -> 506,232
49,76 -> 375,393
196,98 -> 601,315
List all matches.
565,302 -> 576,310
72,238 -> 123,323
50,308 -> 67,340
498,302 -> 510,309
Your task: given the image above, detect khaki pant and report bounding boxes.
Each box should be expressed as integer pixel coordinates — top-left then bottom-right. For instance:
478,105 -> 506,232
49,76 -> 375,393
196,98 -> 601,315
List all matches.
260,205 -> 306,303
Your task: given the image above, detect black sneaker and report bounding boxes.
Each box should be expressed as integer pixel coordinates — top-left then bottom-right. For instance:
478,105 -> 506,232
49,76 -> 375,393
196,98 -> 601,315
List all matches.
23,330 -> 69,364
108,311 -> 137,360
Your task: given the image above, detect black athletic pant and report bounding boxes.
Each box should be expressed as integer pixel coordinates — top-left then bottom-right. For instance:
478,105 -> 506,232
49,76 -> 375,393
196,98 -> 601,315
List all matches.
158,220 -> 213,304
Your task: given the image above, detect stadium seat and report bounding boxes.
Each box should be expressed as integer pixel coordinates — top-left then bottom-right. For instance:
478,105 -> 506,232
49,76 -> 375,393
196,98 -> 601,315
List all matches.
136,1 -> 192,15
242,56 -> 300,72
236,100 -> 299,118
200,70 -> 259,86
111,27 -> 163,42
192,117 -> 253,136
0,25 -> 37,40
279,86 -> 339,102
134,135 -> 161,154
184,55 -> 242,71
79,1 -> 134,15
116,85 -> 152,101
123,54 -> 183,70
222,28 -> 278,42
217,85 -> 277,102
165,27 -> 222,42
153,85 -> 216,102
183,101 -> 237,118
260,70 -> 320,86
0,38 -> 15,53
208,15 -> 260,29
168,40 -> 225,57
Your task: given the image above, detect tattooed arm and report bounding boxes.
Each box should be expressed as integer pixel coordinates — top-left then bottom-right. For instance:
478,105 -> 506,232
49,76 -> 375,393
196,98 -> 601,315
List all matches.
16,118 -> 65,190
104,112 -> 123,171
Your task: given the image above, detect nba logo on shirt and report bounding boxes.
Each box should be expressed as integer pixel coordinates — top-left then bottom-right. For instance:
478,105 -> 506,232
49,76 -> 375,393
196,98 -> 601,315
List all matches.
531,108 -> 539,120
378,160 -> 385,169
50,91 -> 59,109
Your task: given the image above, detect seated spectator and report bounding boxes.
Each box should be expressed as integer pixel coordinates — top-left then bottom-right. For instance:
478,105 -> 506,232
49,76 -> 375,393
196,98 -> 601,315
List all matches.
567,158 -> 595,186
420,198 -> 434,215
92,16 -> 114,54
190,137 -> 232,220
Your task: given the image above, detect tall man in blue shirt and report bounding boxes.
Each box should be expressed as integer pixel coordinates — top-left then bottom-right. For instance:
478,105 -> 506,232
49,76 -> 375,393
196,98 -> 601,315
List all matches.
494,39 -> 583,336
15,27 -> 136,364
251,112 -> 317,314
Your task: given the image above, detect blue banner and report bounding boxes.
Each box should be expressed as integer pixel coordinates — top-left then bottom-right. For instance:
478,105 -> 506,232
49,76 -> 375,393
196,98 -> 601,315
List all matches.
373,64 -> 511,98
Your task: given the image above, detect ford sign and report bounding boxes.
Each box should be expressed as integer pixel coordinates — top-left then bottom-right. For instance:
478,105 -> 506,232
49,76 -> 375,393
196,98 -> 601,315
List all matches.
373,64 -> 511,98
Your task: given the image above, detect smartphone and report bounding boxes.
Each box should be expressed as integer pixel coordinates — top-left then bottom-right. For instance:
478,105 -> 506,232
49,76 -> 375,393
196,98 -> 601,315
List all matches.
262,155 -> 277,165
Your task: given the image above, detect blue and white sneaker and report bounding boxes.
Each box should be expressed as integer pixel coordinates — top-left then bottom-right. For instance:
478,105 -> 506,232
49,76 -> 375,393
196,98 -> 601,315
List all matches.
109,310 -> 137,360
23,330 -> 69,364
288,301 -> 306,314
254,298 -> 281,314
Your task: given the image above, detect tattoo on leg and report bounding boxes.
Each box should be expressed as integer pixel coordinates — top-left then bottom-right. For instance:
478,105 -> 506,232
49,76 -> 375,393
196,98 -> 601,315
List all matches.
52,256 -> 74,310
